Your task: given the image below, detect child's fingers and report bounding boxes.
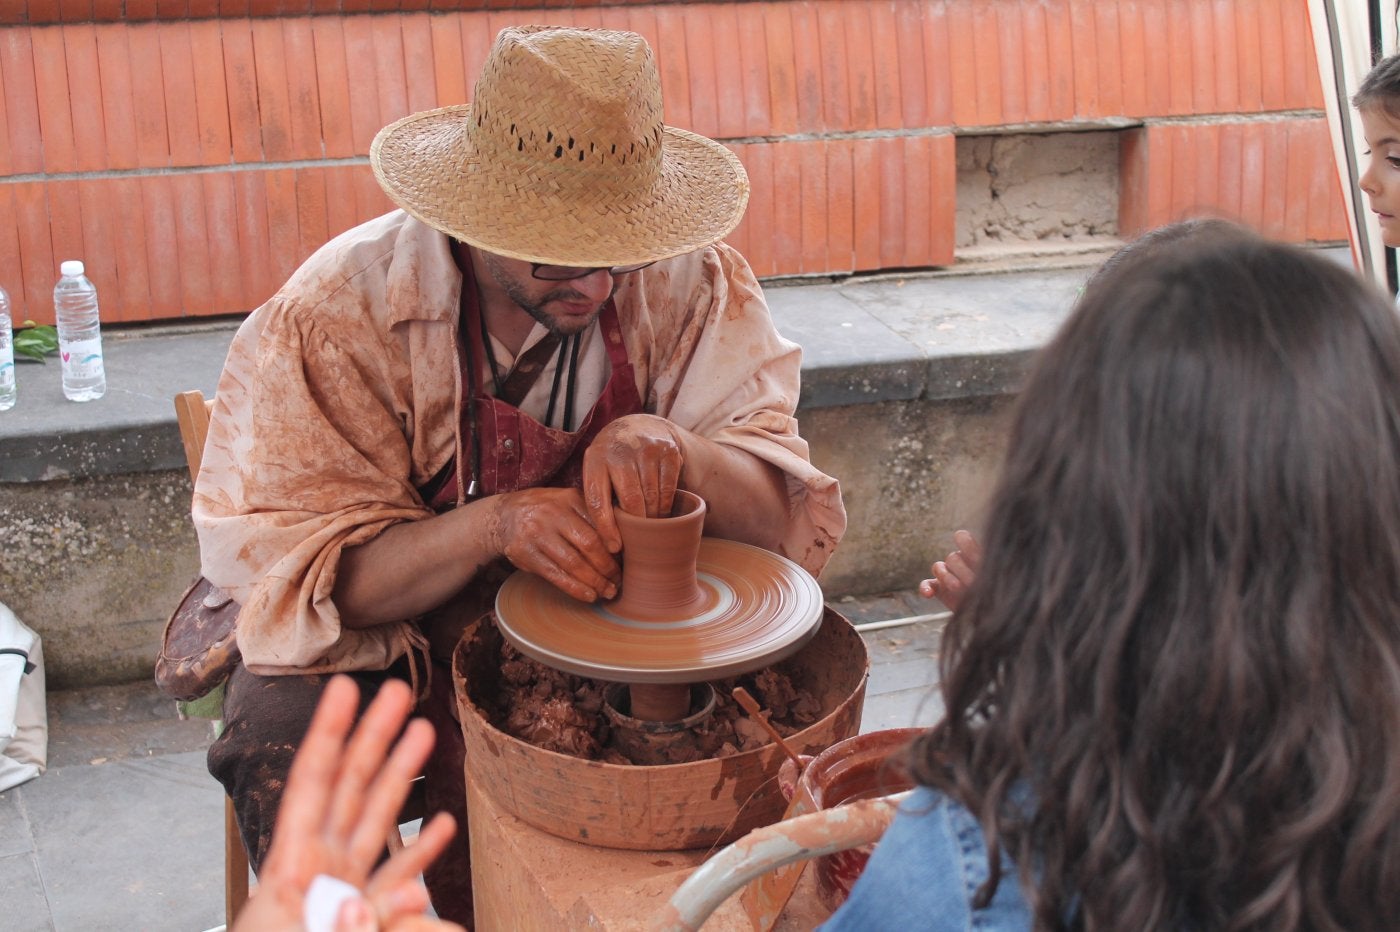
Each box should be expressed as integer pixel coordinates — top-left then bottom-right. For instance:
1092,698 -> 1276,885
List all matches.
944,550 -> 975,586
327,679 -> 415,846
345,718 -> 437,871
365,813 -> 457,905
929,562 -> 967,611
332,895 -> 379,932
389,918 -> 467,932
366,879 -> 432,928
921,533 -> 981,604
952,530 -> 982,568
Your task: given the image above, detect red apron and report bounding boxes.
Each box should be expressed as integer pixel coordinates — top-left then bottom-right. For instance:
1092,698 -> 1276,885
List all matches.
411,268 -> 647,927
427,271 -> 644,510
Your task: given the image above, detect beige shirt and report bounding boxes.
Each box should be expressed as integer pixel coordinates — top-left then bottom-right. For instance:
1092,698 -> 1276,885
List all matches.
193,211 -> 846,674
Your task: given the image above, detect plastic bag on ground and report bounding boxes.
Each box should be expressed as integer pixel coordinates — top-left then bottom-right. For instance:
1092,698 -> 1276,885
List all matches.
0,600 -> 47,792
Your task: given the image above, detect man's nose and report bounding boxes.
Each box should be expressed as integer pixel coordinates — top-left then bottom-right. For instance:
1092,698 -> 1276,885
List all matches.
572,268 -> 615,303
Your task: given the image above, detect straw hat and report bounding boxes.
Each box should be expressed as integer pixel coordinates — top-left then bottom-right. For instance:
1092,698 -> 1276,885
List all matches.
370,26 -> 749,268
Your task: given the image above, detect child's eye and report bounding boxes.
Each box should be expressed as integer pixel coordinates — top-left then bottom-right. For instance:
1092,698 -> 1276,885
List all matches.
1362,148 -> 1400,168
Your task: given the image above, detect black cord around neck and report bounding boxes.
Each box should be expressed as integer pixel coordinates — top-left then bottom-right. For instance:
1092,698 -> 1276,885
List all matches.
463,324 -> 482,498
542,332 -> 583,431
544,336 -> 567,428
563,332 -> 582,432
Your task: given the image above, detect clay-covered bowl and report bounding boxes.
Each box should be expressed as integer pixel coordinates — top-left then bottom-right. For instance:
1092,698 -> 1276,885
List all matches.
452,607 -> 869,851
783,727 -> 923,911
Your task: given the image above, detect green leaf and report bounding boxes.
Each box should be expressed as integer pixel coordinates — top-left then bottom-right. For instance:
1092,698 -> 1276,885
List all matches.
14,324 -> 58,362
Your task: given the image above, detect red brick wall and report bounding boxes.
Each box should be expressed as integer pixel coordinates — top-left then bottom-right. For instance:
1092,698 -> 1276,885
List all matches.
0,0 -> 1345,323
2,1 -> 693,24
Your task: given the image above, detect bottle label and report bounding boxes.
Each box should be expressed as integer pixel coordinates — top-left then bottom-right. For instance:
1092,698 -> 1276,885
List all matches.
0,351 -> 13,391
60,337 -> 104,380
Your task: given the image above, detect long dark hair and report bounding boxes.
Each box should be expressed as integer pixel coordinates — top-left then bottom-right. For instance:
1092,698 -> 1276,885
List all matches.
914,221 -> 1400,930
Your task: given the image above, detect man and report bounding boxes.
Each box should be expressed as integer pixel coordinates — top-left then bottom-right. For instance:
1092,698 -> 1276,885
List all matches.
193,26 -> 845,924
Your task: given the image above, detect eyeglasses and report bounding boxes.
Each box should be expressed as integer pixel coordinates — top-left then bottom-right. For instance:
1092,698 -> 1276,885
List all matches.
530,261 -> 656,281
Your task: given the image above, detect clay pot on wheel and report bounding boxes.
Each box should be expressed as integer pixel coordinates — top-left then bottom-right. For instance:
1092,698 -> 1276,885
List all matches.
779,727 -> 923,911
609,488 -> 708,623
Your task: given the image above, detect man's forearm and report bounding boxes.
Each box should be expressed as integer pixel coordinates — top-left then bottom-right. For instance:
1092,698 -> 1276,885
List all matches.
332,500 -> 500,629
678,434 -> 792,552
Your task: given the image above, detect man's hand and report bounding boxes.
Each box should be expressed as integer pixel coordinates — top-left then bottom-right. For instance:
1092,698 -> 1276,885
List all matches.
582,414 -> 686,552
919,529 -> 982,612
487,486 -> 620,602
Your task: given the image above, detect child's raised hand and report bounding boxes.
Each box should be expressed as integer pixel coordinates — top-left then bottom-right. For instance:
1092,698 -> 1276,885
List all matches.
919,530 -> 982,612
232,675 -> 461,932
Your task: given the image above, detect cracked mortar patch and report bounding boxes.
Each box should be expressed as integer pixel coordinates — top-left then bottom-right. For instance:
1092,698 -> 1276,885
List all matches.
956,131 -> 1120,248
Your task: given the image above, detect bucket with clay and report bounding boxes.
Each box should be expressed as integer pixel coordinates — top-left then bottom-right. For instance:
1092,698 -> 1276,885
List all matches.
778,727 -> 923,911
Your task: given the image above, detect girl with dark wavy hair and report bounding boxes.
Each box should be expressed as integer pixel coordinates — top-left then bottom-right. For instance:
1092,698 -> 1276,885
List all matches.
824,221 -> 1400,930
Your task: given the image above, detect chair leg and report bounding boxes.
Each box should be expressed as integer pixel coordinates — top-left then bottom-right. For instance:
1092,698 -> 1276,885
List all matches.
225,795 -> 250,926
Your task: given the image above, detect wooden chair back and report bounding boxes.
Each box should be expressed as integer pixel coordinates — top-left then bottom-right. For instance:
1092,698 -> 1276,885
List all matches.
173,390 -> 214,482
172,388 -> 426,926
172,389 -> 251,926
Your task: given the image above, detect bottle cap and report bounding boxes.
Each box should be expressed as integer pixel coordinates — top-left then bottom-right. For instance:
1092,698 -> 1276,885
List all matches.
60,260 -> 85,277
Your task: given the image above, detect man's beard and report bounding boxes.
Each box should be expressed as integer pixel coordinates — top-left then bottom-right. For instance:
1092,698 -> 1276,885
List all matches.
486,256 -> 610,335
513,285 -> 605,335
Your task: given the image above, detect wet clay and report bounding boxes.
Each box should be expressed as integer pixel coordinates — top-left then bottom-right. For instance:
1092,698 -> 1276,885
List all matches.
495,538 -> 825,682
781,728 -> 922,912
494,486 -> 823,683
488,635 -> 823,765
454,609 -> 870,851
608,490 -> 709,621
609,493 -> 707,722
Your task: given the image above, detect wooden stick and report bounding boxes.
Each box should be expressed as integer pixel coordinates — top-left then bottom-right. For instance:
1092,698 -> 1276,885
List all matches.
731,687 -> 805,770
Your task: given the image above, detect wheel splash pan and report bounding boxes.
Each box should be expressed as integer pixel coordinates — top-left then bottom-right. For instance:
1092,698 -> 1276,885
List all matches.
452,607 -> 869,851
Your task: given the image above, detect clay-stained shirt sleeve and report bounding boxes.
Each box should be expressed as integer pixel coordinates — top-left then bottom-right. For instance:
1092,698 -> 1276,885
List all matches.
619,244 -> 847,575
193,218 -> 455,673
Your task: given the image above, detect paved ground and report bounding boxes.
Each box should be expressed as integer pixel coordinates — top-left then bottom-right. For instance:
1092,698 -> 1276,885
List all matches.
0,589 -> 946,932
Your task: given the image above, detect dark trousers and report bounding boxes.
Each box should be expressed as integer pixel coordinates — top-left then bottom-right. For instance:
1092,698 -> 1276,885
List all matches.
207,659 -> 474,927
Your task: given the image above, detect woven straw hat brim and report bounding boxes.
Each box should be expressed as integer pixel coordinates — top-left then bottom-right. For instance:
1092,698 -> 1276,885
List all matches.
371,105 -> 750,268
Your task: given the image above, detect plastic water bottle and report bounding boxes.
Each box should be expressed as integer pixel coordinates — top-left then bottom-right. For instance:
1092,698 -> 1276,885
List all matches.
53,260 -> 106,402
0,285 -> 14,411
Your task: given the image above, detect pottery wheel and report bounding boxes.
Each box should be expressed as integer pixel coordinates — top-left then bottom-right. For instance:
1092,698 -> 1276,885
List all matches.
494,539 -> 824,684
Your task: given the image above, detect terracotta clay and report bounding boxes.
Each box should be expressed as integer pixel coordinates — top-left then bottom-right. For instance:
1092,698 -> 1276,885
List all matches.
488,636 -> 820,766
609,489 -> 709,621
779,728 -> 922,912
453,610 -> 871,850
495,538 -> 824,683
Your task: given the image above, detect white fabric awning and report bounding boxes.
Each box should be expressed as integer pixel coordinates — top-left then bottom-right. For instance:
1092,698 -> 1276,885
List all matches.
1309,1 -> 1398,286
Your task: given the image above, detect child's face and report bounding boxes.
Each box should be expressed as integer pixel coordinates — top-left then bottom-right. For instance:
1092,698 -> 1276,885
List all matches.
1359,105 -> 1400,247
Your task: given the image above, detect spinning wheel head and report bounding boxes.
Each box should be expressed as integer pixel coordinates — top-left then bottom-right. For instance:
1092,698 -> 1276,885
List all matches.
494,493 -> 824,684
